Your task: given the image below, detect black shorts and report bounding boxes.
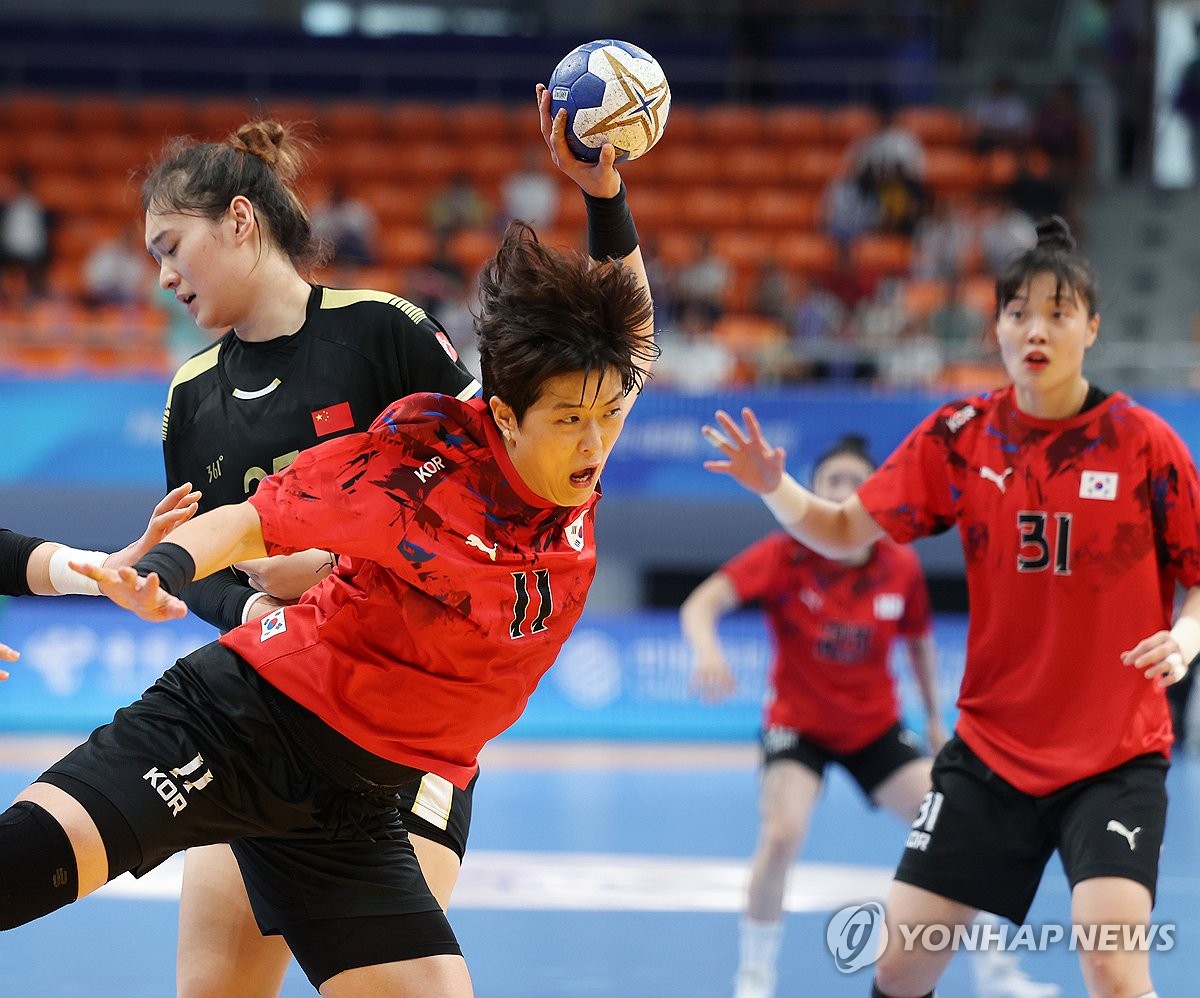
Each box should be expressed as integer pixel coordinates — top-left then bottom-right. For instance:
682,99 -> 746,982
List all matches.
38,642 -> 461,985
398,768 -> 476,859
895,735 -> 1168,924
761,722 -> 925,798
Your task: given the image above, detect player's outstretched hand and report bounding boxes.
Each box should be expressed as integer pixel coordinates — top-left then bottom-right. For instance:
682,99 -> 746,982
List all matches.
536,83 -> 621,200
106,482 -> 202,571
690,652 -> 737,703
701,407 -> 787,496
1122,629 -> 1189,688
0,640 -> 15,679
70,564 -> 188,623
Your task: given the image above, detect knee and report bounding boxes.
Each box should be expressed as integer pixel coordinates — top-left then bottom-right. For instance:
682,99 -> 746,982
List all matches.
0,801 -> 79,930
1077,949 -> 1151,998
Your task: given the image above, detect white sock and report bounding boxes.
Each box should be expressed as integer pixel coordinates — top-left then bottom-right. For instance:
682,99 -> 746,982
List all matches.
738,917 -> 784,977
969,911 -> 1017,978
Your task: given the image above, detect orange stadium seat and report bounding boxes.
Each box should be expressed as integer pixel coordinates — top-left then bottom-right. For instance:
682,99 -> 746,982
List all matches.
461,143 -> 523,185
360,182 -> 432,226
130,96 -> 193,139
323,100 -> 385,140
923,148 -> 984,195
902,278 -> 951,318
775,231 -> 839,275
647,230 -> 699,268
850,233 -> 913,277
783,145 -> 846,187
653,145 -> 722,185
746,188 -> 821,232
34,172 -> 98,216
386,102 -> 448,141
622,186 -> 685,230
454,103 -> 515,142
80,134 -> 157,174
825,104 -> 880,146
336,137 -> 409,181
16,131 -> 85,173
1,93 -> 69,131
659,104 -> 701,145
447,227 -> 498,275
702,105 -> 765,145
194,98 -> 254,138
538,226 -> 584,254
398,140 -> 466,182
719,147 -> 787,187
260,98 -> 321,129
683,187 -> 750,233
70,95 -> 131,134
982,147 -> 1019,188
764,106 -> 826,145
896,106 -> 964,146
377,225 -> 437,268
712,231 -> 778,272
960,274 -> 997,318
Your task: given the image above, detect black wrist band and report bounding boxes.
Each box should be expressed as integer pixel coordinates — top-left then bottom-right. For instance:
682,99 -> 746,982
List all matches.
131,542 -> 196,597
583,182 -> 639,261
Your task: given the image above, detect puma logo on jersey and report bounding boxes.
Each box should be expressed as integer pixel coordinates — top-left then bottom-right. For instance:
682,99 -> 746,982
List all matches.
1106,820 -> 1142,851
979,465 -> 1013,493
466,534 -> 498,561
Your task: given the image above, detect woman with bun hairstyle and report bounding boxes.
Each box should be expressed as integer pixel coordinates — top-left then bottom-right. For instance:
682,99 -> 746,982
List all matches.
144,120 -> 480,997
703,217 -> 1200,998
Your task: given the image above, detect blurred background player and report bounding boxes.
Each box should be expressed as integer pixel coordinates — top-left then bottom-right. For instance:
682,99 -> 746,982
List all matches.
143,119 -> 481,997
703,216 -> 1200,998
682,434 -> 1055,998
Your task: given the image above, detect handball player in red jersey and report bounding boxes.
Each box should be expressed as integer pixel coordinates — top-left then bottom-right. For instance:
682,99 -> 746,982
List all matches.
0,86 -> 655,998
703,216 -> 1200,998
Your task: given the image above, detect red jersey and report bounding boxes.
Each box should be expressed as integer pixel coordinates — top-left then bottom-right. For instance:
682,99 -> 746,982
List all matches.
858,386 -> 1200,794
220,393 -> 598,789
722,532 -> 931,754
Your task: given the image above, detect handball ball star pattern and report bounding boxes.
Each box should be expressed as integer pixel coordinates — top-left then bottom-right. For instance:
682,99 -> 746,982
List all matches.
549,39 -> 671,163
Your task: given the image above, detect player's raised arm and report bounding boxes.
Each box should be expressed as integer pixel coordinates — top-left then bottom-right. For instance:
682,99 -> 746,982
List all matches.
536,83 -> 655,375
701,407 -> 886,559
74,501 -> 267,622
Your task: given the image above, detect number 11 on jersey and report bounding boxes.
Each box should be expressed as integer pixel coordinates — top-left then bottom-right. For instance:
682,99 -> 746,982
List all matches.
510,569 -> 553,638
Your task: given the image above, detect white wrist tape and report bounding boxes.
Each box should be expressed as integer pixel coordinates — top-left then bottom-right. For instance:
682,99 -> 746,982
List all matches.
241,590 -> 272,625
1170,616 -> 1200,667
47,546 -> 108,597
761,473 -> 810,527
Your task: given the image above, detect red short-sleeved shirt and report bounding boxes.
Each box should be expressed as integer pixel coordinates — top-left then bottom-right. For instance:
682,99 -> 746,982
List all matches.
858,386 -> 1200,794
221,393 -> 598,789
722,532 -> 931,754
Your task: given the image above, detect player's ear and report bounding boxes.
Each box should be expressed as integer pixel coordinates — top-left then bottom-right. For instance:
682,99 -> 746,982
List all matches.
489,396 -> 517,442
228,196 -> 256,243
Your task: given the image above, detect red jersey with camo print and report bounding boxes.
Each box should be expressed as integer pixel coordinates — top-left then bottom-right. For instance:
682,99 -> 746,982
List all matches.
857,385 -> 1200,795
721,532 -> 931,754
220,393 -> 598,789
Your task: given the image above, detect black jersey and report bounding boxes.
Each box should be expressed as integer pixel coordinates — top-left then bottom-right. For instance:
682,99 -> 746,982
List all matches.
163,285 -> 480,512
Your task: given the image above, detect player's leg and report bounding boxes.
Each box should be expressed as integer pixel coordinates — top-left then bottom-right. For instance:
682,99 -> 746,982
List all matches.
320,954 -> 471,997
735,729 -> 828,998
1057,755 -> 1167,998
178,844 -> 293,998
873,737 -> 1055,997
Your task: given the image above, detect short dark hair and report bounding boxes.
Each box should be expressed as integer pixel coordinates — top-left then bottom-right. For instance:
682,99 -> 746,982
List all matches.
141,119 -> 324,271
476,222 -> 657,422
815,434 -> 876,475
994,215 -> 1098,318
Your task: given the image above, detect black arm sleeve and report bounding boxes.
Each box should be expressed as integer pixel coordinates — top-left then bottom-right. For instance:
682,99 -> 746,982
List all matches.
179,568 -> 259,634
0,528 -> 46,597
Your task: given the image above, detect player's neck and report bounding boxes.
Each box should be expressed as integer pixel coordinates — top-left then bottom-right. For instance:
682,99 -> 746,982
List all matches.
231,266 -> 311,343
1014,376 -> 1089,421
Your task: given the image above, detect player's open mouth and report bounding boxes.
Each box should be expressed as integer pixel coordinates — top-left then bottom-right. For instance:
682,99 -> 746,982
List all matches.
179,294 -> 196,313
1024,351 -> 1048,369
569,467 -> 597,488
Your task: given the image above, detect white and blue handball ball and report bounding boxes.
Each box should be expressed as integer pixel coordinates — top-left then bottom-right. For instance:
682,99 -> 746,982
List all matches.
548,39 -> 671,163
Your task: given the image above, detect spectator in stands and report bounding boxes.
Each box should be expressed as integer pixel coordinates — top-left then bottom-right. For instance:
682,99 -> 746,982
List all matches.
0,167 -> 53,302
654,314 -> 738,394
977,194 -> 1038,277
83,223 -> 155,308
1031,79 -> 1093,194
821,168 -> 881,250
428,172 -> 492,238
404,230 -> 468,315
967,71 -> 1033,152
500,147 -> 560,228
1005,145 -> 1070,230
310,181 -> 378,269
674,234 -> 731,329
927,278 -> 989,362
848,98 -> 928,235
749,258 -> 794,325
911,196 -> 974,281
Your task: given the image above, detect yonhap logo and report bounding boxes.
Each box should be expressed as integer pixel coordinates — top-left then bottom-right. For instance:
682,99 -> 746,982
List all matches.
827,901 -> 888,973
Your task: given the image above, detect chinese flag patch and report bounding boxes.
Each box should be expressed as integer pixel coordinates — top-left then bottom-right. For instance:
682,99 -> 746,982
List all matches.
311,401 -> 354,437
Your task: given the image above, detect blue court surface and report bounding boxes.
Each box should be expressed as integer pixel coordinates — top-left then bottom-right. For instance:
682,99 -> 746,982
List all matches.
0,737 -> 1197,997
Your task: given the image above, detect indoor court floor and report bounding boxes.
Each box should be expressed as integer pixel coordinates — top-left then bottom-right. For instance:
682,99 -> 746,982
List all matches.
0,737 -> 1197,997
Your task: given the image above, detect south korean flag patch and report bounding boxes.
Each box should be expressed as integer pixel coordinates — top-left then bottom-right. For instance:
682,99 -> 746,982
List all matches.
1080,470 -> 1118,501
565,509 -> 587,552
260,607 -> 287,641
